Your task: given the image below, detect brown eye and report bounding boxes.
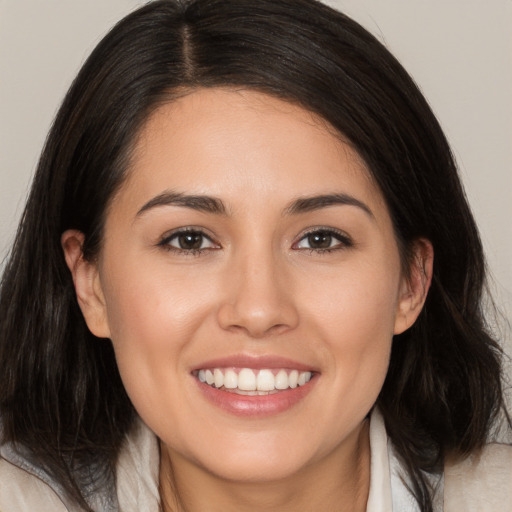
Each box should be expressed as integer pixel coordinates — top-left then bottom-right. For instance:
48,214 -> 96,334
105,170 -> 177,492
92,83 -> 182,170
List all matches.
159,229 -> 219,253
177,232 -> 204,250
294,228 -> 353,252
307,231 -> 333,249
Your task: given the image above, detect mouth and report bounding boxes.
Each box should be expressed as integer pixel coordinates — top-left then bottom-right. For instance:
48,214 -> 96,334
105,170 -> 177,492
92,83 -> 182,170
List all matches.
194,367 -> 314,395
191,357 -> 318,417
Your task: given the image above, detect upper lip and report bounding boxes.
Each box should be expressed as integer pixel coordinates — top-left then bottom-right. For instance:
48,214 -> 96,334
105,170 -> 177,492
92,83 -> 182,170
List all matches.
192,354 -> 319,373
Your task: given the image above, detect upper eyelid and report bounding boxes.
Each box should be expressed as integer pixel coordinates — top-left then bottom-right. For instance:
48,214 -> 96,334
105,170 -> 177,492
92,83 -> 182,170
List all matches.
296,226 -> 352,240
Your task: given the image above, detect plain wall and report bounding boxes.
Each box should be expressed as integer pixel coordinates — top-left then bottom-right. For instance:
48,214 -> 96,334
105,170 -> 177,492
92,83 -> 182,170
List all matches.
1,0 -> 511,357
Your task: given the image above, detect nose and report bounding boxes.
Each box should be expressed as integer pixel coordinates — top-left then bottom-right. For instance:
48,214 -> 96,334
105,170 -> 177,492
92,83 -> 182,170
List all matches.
216,249 -> 299,338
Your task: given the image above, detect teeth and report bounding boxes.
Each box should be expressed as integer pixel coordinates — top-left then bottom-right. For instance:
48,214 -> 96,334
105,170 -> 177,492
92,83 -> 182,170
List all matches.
275,369 -> 289,390
289,370 -> 298,389
256,369 -> 275,391
224,369 -> 238,389
197,367 -> 312,392
238,368 -> 256,391
214,369 -> 224,388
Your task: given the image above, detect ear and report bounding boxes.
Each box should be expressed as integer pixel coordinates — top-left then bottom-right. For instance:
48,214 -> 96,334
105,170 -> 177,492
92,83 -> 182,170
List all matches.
394,238 -> 434,335
61,230 -> 111,338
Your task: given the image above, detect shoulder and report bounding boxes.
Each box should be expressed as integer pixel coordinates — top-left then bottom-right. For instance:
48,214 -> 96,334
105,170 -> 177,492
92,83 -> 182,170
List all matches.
116,416 -> 160,511
444,443 -> 512,512
0,455 -> 69,512
0,416 -> 157,512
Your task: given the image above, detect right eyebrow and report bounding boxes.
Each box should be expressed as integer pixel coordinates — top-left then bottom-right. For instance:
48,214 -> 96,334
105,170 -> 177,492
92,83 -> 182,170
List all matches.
283,193 -> 374,219
135,191 -> 228,217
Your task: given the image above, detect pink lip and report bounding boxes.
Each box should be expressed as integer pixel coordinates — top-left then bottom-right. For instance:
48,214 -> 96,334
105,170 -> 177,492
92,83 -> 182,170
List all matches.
192,354 -> 318,372
191,354 -> 319,417
196,378 -> 317,417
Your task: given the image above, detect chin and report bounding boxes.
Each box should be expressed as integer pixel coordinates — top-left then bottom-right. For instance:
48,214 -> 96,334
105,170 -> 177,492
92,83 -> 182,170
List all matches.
203,454 -> 308,484
183,429 -> 322,483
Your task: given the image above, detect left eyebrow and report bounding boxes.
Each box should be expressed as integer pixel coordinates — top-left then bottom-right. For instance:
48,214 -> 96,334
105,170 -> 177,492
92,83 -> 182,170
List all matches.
136,191 -> 228,217
283,193 -> 374,219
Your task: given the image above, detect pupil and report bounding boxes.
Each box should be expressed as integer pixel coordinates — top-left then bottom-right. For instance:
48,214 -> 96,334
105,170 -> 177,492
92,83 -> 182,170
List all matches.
309,232 -> 331,249
179,233 -> 202,249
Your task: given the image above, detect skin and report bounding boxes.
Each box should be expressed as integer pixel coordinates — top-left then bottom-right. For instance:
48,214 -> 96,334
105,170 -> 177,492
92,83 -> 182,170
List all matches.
62,88 -> 433,511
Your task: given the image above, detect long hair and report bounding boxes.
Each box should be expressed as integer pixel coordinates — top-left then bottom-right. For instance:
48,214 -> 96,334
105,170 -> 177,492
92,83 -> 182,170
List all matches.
0,1 -> 508,510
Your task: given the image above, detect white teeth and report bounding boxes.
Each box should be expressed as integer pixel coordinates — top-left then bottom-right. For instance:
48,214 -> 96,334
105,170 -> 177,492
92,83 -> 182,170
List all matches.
256,369 -> 275,391
238,368 -> 257,391
289,370 -> 298,389
299,371 -> 312,386
198,367 -> 313,392
224,369 -> 238,389
214,368 -> 224,388
275,369 -> 289,390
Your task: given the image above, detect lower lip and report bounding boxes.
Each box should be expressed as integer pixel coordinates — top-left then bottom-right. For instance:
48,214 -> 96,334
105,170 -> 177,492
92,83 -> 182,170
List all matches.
195,377 -> 317,417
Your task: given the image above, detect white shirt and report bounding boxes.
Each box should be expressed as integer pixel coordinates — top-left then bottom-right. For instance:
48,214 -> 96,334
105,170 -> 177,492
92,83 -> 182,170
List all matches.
1,409 -> 511,511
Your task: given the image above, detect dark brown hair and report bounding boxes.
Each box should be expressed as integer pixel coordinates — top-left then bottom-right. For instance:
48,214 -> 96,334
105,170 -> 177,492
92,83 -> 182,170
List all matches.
0,1 -> 508,510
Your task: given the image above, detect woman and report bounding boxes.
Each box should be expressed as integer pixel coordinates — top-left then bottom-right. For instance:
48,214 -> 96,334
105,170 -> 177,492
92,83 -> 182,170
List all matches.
0,0 -> 510,511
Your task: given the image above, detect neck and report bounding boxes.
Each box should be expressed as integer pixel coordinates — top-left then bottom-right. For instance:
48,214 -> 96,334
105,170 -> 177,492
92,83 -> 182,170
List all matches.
159,420 -> 371,512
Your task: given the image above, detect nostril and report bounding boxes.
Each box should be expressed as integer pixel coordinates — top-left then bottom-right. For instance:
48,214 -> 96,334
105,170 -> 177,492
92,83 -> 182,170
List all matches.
216,301 -> 299,338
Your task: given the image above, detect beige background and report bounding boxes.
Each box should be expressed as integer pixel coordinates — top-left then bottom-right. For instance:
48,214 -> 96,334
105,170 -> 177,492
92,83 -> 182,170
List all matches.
1,0 -> 511,359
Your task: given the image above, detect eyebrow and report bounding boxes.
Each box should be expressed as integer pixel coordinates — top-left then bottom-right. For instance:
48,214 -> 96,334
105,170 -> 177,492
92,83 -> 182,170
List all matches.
136,191 -> 373,219
136,191 -> 228,217
284,193 -> 374,219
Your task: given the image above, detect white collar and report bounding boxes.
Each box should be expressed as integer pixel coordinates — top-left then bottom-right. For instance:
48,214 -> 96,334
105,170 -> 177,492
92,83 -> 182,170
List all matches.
366,408 -> 394,512
117,409 -> 419,512
116,417 -> 161,511
115,408 -> 428,512
367,408 -> 444,512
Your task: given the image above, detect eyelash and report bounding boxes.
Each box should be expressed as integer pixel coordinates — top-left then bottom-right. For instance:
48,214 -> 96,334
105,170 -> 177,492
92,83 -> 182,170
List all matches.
157,227 -> 353,256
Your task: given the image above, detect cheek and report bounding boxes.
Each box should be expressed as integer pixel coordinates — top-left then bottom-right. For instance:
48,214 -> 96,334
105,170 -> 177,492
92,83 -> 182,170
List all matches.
102,259 -> 217,342
300,258 -> 399,402
302,256 -> 401,342
98,263 -> 218,414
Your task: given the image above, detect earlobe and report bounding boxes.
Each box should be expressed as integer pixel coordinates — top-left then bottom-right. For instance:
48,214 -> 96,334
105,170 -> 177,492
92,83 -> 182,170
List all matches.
394,238 -> 434,335
61,230 -> 111,339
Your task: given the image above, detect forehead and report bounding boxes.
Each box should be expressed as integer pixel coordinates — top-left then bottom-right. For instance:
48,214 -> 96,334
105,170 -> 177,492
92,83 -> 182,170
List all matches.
118,87 -> 384,215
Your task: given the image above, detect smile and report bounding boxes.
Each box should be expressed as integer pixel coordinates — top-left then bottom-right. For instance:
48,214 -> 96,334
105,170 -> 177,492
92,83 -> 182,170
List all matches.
193,356 -> 318,417
197,368 -> 313,395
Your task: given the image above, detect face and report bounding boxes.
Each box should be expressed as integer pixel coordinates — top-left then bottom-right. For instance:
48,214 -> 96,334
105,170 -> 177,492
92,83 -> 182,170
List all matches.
64,88 -> 429,484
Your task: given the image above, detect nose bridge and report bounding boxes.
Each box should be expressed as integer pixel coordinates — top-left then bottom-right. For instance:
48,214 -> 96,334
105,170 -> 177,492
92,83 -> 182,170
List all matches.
239,244 -> 280,303
217,241 -> 298,337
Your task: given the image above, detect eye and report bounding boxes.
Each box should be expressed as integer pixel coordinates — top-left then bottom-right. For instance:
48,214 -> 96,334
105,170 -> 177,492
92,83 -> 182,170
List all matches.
293,228 -> 353,252
158,228 -> 219,254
